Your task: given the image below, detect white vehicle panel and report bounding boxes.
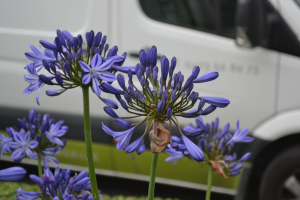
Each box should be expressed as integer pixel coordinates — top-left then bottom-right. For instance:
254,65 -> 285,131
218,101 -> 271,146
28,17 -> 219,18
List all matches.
116,0 -> 278,131
278,0 -> 300,38
253,109 -> 300,141
0,0 -> 110,117
278,53 -> 300,113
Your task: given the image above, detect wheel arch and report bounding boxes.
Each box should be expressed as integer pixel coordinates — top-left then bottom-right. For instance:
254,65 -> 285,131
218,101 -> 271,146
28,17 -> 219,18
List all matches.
244,133 -> 300,200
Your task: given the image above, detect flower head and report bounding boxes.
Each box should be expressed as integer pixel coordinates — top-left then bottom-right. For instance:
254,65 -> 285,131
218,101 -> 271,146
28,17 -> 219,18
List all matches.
166,117 -> 253,178
16,167 -> 103,200
23,29 -> 131,105
0,108 -> 67,167
102,46 -> 229,158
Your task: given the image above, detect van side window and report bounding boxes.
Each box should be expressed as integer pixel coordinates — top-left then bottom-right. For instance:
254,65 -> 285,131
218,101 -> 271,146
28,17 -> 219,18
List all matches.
139,0 -> 237,39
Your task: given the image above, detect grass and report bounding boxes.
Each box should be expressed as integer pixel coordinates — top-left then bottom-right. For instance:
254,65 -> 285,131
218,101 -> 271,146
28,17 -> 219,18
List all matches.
0,181 -> 179,200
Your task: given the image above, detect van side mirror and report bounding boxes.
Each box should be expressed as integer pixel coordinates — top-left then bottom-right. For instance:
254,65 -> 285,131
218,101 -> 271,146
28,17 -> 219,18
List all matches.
235,0 -> 267,48
235,0 -> 300,57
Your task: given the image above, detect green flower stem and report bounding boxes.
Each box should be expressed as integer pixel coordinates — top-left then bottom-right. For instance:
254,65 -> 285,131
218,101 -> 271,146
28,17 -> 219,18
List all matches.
82,86 -> 100,200
148,152 -> 159,200
37,153 -> 43,177
205,163 -> 213,200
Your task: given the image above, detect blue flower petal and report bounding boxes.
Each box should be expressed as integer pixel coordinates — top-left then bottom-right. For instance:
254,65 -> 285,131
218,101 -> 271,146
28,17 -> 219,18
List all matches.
115,118 -> 133,128
193,71 -> 219,83
98,72 -> 117,82
100,98 -> 117,109
0,167 -> 26,181
182,135 -> 204,162
112,66 -> 136,74
199,96 -> 230,108
124,136 -> 143,153
103,106 -> 118,118
91,54 -> 103,68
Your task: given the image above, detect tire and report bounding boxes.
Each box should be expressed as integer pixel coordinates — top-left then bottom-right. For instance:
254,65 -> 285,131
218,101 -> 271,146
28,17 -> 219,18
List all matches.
259,146 -> 300,200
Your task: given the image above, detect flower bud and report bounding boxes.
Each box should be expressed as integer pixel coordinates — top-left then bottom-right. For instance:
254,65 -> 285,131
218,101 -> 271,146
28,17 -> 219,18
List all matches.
150,46 -> 157,67
117,74 -> 126,90
137,143 -> 145,155
161,56 -> 169,81
93,32 -> 102,46
136,69 -> 143,81
163,90 -> 168,102
171,90 -> 176,102
77,35 -> 83,48
139,50 -> 146,67
104,106 -> 118,118
157,100 -> 163,113
39,75 -> 54,85
167,108 -> 172,119
193,71 -> 219,83
140,78 -> 145,87
158,86 -> 163,96
42,60 -> 50,72
192,66 -> 200,79
57,29 -> 67,48
46,89 -> 61,96
153,71 -> 158,83
73,37 -> 78,49
120,99 -> 128,111
55,74 -> 63,87
55,37 -> 62,52
101,35 -> 107,45
128,69 -> 133,81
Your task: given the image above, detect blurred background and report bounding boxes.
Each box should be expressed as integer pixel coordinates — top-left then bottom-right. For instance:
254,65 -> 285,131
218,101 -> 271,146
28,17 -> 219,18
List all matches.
1,0 -> 300,200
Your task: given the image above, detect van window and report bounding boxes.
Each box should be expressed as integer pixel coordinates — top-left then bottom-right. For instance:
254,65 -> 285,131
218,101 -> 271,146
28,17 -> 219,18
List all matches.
139,0 -> 237,38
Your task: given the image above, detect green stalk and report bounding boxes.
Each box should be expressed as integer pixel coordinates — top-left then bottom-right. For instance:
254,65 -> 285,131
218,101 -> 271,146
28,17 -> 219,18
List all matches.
37,153 -> 43,177
205,163 -> 213,200
82,86 -> 100,200
148,152 -> 159,200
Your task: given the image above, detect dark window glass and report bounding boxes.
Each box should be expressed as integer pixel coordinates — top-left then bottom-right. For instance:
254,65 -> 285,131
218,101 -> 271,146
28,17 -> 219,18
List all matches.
139,0 -> 237,38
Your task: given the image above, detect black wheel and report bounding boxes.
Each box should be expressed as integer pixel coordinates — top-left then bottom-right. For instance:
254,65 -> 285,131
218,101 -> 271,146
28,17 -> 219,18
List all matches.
259,146 -> 300,200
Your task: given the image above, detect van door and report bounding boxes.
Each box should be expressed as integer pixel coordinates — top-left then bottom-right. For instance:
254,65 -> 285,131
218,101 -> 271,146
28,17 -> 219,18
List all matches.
112,0 -> 280,188
0,0 -> 116,172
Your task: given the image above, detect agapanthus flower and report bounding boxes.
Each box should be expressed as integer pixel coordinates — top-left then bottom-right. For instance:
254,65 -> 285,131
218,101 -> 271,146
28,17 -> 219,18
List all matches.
0,108 -> 67,167
165,117 -> 253,178
0,166 -> 26,181
23,29 -> 133,105
102,46 -> 229,160
16,167 -> 102,200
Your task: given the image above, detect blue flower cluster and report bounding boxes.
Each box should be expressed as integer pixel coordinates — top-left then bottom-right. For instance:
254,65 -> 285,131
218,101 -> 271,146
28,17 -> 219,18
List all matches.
165,117 -> 253,178
102,46 -> 230,159
23,29 -> 132,105
0,108 -> 67,167
16,167 -> 102,200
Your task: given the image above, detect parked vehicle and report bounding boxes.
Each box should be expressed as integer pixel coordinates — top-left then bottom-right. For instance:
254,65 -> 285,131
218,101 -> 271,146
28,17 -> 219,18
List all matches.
0,0 -> 300,199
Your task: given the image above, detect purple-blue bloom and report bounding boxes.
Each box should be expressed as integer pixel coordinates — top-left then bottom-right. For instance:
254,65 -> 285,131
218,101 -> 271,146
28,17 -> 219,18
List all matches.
166,117 -> 253,178
16,167 -> 103,200
23,29 -> 129,104
101,46 -> 230,157
0,109 -> 67,167
23,62 -> 45,105
80,54 -> 116,96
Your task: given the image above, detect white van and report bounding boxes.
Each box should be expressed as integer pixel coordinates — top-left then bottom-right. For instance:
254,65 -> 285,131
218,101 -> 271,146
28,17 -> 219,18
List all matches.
0,0 -> 300,199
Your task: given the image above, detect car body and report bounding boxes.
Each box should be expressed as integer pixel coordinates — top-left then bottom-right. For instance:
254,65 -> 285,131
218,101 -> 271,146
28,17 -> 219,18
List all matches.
0,0 -> 300,199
